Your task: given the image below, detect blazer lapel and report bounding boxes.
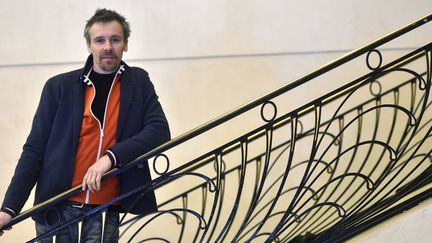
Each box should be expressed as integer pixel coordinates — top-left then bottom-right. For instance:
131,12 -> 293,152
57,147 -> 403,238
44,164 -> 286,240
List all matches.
117,75 -> 134,140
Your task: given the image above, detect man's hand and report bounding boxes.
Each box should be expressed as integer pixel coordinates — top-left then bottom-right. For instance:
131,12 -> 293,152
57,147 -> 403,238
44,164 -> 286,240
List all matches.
82,155 -> 112,193
0,212 -> 12,236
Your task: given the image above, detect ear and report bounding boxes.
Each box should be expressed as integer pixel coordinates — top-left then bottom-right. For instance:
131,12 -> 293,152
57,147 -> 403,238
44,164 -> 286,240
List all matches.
124,42 -> 128,52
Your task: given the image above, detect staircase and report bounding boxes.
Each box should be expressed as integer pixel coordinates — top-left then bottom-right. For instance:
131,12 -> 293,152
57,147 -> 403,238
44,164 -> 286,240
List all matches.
4,13 -> 432,243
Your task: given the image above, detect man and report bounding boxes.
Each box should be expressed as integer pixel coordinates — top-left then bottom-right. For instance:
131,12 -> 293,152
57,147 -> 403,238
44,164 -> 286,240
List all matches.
0,8 -> 170,242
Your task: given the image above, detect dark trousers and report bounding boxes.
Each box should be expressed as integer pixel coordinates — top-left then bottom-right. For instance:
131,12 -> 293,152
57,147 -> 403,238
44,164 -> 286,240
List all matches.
35,202 -> 119,243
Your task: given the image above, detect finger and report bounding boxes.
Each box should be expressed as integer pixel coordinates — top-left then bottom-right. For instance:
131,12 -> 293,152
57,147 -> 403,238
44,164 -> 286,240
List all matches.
89,173 -> 97,193
84,173 -> 93,192
86,179 -> 93,193
82,174 -> 88,191
95,174 -> 101,191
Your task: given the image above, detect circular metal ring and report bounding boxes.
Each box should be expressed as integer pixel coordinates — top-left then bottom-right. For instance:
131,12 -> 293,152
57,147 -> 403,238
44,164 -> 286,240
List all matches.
153,154 -> 170,175
366,49 -> 383,71
369,79 -> 382,96
260,101 -> 278,122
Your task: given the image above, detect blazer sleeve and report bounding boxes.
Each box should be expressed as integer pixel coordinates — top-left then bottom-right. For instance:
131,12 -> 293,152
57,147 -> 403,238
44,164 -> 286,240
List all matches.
1,78 -> 59,214
109,70 -> 170,167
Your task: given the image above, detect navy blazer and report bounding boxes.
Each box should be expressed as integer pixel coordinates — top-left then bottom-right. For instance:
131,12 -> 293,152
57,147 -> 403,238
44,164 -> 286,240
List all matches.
2,57 -> 170,223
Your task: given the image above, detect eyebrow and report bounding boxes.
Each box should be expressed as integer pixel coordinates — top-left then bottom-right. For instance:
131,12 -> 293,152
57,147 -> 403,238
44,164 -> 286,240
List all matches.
93,35 -> 123,40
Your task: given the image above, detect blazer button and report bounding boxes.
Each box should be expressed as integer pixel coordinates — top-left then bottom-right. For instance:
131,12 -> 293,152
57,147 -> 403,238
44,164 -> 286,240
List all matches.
137,164 -> 144,169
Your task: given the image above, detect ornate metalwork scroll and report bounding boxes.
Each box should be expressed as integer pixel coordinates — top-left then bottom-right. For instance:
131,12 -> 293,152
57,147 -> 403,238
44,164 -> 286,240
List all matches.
14,13 -> 432,243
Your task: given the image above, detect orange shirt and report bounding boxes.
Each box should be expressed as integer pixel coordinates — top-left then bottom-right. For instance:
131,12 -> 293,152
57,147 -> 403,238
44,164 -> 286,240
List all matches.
69,74 -> 121,205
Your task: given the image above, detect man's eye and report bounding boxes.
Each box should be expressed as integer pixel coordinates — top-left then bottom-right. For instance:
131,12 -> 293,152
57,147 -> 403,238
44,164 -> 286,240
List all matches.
95,39 -> 105,44
111,38 -> 121,43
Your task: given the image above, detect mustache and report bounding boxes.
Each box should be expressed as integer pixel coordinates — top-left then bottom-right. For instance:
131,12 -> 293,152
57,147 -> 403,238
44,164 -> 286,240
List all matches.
101,52 -> 116,57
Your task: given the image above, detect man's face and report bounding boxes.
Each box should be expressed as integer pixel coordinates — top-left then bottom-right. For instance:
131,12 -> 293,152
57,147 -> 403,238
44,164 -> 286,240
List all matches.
87,21 -> 128,74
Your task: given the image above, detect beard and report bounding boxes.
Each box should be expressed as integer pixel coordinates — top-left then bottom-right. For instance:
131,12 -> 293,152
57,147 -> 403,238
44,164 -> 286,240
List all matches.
98,52 -> 121,72
99,60 -> 119,72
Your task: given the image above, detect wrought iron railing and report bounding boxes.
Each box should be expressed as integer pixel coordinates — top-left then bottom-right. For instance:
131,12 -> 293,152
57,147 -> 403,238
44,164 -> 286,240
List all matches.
3,13 -> 432,243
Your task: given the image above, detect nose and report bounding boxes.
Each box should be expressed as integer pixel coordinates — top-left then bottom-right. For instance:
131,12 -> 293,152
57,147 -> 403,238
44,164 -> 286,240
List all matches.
103,41 -> 113,51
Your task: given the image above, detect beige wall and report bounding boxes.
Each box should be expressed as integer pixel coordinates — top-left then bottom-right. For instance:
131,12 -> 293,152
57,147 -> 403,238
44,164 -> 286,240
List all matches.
350,198 -> 432,243
0,0 -> 431,242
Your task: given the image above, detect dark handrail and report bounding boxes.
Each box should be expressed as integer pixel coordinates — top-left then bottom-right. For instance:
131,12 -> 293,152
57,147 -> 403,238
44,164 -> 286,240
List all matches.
3,12 -> 432,230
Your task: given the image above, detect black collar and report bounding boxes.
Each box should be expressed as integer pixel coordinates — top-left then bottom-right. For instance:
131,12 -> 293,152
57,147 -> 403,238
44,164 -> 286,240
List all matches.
80,54 -> 130,86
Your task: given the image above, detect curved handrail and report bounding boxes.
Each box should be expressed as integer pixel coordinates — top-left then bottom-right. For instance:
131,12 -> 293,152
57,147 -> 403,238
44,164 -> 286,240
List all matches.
3,12 -> 432,230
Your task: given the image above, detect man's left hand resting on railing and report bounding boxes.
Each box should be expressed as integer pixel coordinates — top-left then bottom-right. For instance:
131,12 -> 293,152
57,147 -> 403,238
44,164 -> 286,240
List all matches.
82,155 -> 113,193
0,212 -> 12,236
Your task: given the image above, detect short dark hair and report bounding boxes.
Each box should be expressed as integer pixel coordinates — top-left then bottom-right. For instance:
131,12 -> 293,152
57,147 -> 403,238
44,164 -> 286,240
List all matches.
84,8 -> 131,43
